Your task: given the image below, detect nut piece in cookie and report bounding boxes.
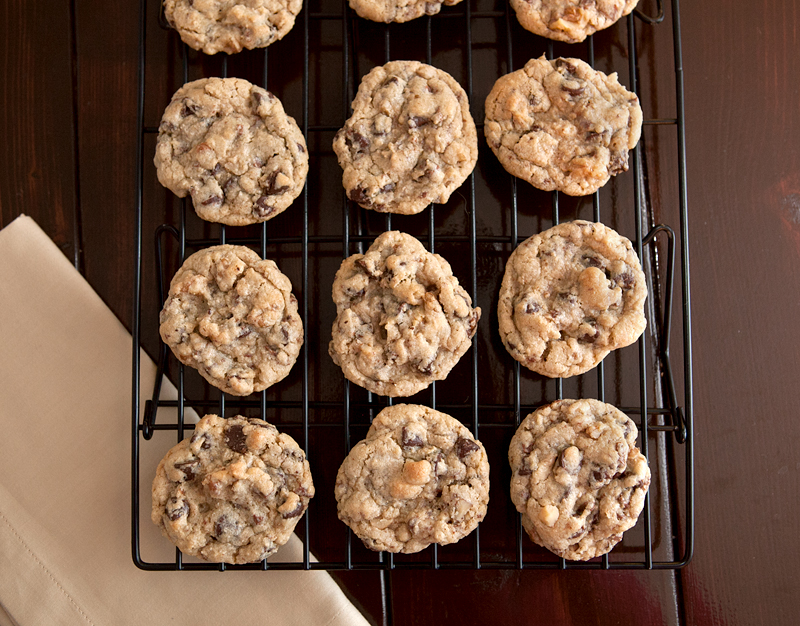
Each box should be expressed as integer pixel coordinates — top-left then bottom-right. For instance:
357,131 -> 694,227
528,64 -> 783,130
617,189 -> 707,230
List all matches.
152,414 -> 314,564
335,404 -> 490,553
155,77 -> 308,225
160,245 -> 303,396
348,0 -> 463,23
329,231 -> 480,397
333,61 -> 478,215
497,220 -> 647,378
508,399 -> 650,561
484,56 -> 642,196
510,0 -> 640,43
164,0 -> 303,55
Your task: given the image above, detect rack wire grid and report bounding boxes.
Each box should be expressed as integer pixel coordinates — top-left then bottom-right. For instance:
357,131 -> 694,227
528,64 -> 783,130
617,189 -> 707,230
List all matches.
132,0 -> 693,574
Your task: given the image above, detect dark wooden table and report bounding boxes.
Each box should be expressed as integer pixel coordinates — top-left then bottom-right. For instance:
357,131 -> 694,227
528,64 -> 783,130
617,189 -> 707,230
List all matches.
3,0 -> 799,624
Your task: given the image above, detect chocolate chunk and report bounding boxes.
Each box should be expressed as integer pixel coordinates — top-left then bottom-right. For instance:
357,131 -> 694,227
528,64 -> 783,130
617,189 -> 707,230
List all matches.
346,131 -> 370,152
615,272 -> 635,289
264,170 -> 290,196
582,254 -> 603,268
408,116 -> 431,128
174,460 -> 200,481
166,497 -> 188,521
281,501 -> 305,519
225,424 -> 248,453
555,59 -> 577,74
455,437 -> 480,459
402,427 -> 425,447
563,85 -> 585,97
190,431 -> 212,449
254,195 -> 276,218
201,195 -> 222,206
347,186 -> 372,206
609,152 -> 629,175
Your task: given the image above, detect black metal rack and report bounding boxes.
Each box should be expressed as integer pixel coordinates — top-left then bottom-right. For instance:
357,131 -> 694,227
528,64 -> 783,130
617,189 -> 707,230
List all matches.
132,0 -> 693,580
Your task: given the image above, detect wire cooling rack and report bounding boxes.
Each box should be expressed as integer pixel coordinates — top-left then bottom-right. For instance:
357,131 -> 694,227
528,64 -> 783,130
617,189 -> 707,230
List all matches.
132,0 -> 693,574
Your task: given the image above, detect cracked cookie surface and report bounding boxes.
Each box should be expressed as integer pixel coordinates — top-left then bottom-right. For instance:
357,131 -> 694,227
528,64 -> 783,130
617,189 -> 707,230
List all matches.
155,77 -> 308,225
498,221 -> 646,378
329,231 -> 480,397
335,404 -> 490,553
510,0 -> 640,43
160,245 -> 303,396
509,399 -> 650,560
484,56 -> 642,196
333,61 -> 478,215
348,0 -> 462,23
152,414 -> 314,564
164,0 -> 303,55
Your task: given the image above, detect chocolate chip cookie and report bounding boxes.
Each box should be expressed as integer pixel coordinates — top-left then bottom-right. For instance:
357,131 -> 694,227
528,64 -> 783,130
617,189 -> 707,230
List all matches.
333,61 -> 478,215
160,245 -> 303,396
510,0 -> 640,43
155,77 -> 308,225
335,404 -> 490,553
348,0 -> 462,23
152,414 -> 314,564
509,399 -> 650,561
164,0 -> 303,55
484,56 -> 642,196
497,220 -> 647,378
329,231 -> 480,397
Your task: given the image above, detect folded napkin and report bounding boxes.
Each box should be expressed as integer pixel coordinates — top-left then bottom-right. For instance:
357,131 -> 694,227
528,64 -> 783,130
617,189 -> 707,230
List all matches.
0,215 -> 369,626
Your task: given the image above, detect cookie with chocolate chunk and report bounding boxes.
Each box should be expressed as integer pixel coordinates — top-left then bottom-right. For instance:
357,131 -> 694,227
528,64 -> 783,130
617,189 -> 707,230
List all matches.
348,0 -> 462,23
484,56 -> 642,196
510,0 -> 640,43
329,231 -> 480,397
508,399 -> 650,561
335,404 -> 490,553
152,414 -> 314,564
160,245 -> 303,396
164,0 -> 303,55
333,61 -> 478,215
155,77 -> 307,225
497,220 -> 646,378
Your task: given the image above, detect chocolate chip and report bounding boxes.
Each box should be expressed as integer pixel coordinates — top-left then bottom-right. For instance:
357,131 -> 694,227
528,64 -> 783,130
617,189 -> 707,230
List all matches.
347,187 -> 372,206
253,513 -> 265,525
190,431 -> 212,449
609,152 -> 629,175
402,427 -> 425,447
180,100 -> 199,117
580,331 -> 598,344
174,460 -> 200,481
225,424 -> 248,453
166,497 -> 188,521
381,76 -> 400,88
455,437 -> 480,459
525,301 -> 540,314
346,131 -> 370,152
518,462 -> 532,476
408,116 -> 431,128
586,131 -> 606,142
582,254 -> 602,268
281,326 -> 290,343
381,182 -> 395,194
213,515 -> 238,539
264,170 -> 290,196
201,195 -> 222,206
563,85 -> 585,97
159,120 -> 176,133
254,195 -> 276,218
281,501 -> 305,519
531,124 -> 542,132
555,59 -> 577,74
297,142 -> 305,153
615,272 -> 635,289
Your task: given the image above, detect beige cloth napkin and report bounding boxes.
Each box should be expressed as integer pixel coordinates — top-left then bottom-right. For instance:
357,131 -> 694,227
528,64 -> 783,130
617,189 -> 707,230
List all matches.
0,215 -> 369,626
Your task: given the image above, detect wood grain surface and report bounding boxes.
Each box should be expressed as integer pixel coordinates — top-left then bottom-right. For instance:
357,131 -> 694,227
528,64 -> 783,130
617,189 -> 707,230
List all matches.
2,0 -> 798,624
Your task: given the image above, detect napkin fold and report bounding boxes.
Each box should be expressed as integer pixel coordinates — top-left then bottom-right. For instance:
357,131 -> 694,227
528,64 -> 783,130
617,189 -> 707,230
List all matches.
0,215 -> 369,626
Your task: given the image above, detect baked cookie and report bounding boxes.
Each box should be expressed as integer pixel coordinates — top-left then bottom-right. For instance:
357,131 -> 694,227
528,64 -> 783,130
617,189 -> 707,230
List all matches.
329,231 -> 480,397
335,404 -> 490,553
498,220 -> 646,378
484,56 -> 642,196
348,0 -> 462,23
164,0 -> 303,55
155,77 -> 308,225
510,0 -> 639,43
152,414 -> 314,564
160,245 -> 303,396
333,61 -> 478,215
509,399 -> 650,560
